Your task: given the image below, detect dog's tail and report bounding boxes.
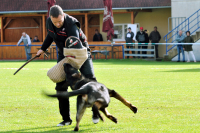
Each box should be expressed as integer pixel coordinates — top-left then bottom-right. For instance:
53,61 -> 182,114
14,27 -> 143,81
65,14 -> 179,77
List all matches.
42,90 -> 70,99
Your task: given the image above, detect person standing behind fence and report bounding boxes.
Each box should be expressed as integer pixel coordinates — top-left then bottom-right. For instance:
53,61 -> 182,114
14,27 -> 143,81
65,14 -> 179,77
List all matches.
33,36 -> 40,42
149,26 -> 161,58
125,27 -> 134,59
16,32 -> 32,60
93,29 -> 103,41
183,31 -> 196,62
136,27 -> 148,58
175,30 -> 186,62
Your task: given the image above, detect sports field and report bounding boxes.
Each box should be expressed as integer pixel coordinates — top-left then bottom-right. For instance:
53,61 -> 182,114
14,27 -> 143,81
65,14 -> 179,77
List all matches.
0,59 -> 200,133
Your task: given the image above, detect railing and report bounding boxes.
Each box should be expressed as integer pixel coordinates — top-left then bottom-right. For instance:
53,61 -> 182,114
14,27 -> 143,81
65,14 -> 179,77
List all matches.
164,9 -> 200,55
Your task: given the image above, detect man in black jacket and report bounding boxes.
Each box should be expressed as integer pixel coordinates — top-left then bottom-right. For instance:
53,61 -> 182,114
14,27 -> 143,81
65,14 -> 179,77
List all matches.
136,27 -> 148,58
149,26 -> 161,58
36,5 -> 99,126
93,29 -> 103,41
125,27 -> 134,58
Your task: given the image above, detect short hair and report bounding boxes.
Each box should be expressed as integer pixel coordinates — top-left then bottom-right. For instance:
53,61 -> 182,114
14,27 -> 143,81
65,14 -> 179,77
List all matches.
154,26 -> 157,28
186,31 -> 190,35
95,29 -> 98,32
49,5 -> 63,18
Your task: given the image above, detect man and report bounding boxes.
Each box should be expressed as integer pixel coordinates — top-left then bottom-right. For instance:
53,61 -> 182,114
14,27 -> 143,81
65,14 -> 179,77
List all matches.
149,26 -> 161,58
93,29 -> 103,41
125,27 -> 134,59
36,5 -> 99,126
33,36 -> 40,42
17,32 -> 32,60
136,27 -> 148,58
175,30 -> 186,62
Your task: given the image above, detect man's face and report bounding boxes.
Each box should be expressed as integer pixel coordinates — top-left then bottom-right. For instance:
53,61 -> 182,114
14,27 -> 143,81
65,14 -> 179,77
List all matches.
128,29 -> 131,32
34,37 -> 38,40
22,33 -> 26,37
187,32 -> 190,36
154,28 -> 157,31
95,31 -> 98,34
179,31 -> 182,36
140,29 -> 143,32
50,14 -> 64,28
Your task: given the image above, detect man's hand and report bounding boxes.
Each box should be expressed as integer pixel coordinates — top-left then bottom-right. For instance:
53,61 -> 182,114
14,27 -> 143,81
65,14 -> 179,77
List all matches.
36,49 -> 44,56
16,44 -> 19,46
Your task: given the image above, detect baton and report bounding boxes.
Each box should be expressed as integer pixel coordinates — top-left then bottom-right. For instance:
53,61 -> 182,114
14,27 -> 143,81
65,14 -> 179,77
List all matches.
13,51 -> 48,75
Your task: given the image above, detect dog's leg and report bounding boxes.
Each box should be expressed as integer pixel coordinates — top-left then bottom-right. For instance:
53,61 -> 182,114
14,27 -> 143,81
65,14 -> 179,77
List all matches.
93,103 -> 104,122
74,95 -> 87,131
100,108 -> 117,123
108,89 -> 137,113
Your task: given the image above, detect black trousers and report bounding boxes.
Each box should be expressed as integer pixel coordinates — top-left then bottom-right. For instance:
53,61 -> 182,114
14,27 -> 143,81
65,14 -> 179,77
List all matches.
138,45 -> 147,58
151,41 -> 159,58
55,53 -> 96,121
125,45 -> 135,59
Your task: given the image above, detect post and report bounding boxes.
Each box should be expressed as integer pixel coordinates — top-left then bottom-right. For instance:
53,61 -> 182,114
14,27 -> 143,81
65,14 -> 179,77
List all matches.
85,13 -> 88,40
131,11 -> 134,24
42,14 -> 46,42
188,18 -> 189,31
1,16 -> 3,43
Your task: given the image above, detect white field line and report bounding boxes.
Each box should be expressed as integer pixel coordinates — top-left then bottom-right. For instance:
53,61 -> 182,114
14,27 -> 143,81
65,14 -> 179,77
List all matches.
0,68 -> 29,70
1,67 -> 199,70
151,68 -> 200,70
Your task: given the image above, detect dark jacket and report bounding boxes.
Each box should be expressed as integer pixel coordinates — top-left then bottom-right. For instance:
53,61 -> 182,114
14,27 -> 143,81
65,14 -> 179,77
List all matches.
183,36 -> 194,51
41,13 -> 89,55
145,33 -> 149,43
93,33 -> 103,41
125,32 -> 134,43
136,31 -> 148,43
149,31 -> 161,43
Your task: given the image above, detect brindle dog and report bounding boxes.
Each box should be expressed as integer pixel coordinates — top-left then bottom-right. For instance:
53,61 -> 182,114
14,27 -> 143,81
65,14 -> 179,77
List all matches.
44,63 -> 137,131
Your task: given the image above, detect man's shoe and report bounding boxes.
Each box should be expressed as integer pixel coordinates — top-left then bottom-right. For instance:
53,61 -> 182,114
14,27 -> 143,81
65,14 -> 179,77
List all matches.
183,61 -> 185,62
177,61 -> 180,62
57,120 -> 72,126
92,116 -> 99,124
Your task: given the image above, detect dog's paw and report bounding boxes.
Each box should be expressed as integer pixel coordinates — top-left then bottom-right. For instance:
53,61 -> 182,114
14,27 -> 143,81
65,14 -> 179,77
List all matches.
74,127 -> 79,131
130,104 -> 138,114
108,115 -> 117,123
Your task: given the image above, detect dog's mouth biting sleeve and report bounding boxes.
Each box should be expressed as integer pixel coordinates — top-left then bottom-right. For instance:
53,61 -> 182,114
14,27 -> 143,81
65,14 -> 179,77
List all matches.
47,36 -> 88,83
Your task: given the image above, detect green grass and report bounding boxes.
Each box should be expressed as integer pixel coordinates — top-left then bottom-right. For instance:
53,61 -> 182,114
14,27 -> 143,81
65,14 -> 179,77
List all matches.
0,59 -> 200,133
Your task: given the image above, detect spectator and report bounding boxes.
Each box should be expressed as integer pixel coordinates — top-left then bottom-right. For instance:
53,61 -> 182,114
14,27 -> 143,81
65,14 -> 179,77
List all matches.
93,29 -> 103,41
183,31 -> 196,62
33,36 -> 40,42
136,27 -> 148,58
16,32 -> 32,60
149,26 -> 161,58
175,30 -> 186,62
144,30 -> 149,43
125,27 -> 134,59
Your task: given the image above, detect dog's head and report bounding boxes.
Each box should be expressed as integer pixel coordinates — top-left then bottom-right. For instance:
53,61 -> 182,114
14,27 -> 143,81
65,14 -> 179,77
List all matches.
63,63 -> 83,90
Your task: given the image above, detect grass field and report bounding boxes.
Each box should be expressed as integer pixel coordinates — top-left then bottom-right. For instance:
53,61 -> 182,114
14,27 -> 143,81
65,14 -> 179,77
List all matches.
0,59 -> 200,133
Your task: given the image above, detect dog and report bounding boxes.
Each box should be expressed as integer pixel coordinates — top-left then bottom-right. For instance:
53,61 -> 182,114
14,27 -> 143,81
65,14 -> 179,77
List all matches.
44,63 -> 137,131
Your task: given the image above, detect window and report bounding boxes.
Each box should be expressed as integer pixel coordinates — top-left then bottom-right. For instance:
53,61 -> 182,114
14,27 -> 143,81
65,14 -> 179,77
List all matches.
113,24 -> 128,41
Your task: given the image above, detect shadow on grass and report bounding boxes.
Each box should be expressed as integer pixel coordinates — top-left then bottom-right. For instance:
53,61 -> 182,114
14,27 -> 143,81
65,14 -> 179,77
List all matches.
162,68 -> 200,72
0,125 -> 122,133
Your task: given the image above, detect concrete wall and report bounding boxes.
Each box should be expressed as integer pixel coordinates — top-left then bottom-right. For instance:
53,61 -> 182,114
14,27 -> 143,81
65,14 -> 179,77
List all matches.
100,8 -> 171,57
171,0 -> 200,34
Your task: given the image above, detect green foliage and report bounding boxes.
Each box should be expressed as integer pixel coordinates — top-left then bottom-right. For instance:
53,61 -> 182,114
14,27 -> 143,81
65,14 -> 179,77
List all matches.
0,60 -> 200,132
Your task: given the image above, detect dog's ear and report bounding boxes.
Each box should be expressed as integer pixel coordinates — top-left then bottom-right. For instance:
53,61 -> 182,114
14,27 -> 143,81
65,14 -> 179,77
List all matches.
72,73 -> 82,79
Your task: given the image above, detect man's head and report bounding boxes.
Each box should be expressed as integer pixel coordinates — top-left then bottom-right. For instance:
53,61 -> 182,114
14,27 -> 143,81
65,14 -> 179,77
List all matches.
186,31 -> 190,36
140,27 -> 143,32
179,30 -> 183,36
154,26 -> 157,31
95,29 -> 99,34
22,32 -> 26,37
34,36 -> 38,40
128,27 -> 131,32
49,5 -> 64,28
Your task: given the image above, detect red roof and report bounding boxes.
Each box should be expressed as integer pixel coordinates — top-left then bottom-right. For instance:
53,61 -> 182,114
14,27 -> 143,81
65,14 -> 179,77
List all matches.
0,0 -> 171,13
